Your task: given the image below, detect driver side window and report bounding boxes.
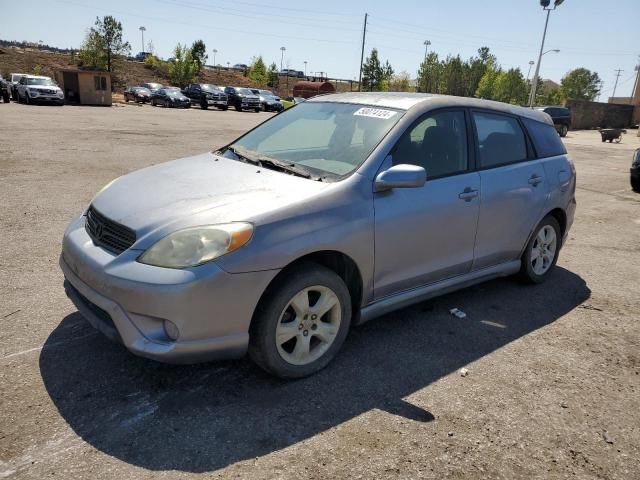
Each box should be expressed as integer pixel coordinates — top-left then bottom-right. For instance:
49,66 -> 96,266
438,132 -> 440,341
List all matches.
392,110 -> 468,179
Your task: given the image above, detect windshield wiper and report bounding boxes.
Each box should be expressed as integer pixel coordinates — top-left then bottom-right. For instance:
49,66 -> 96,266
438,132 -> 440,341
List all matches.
224,145 -> 313,179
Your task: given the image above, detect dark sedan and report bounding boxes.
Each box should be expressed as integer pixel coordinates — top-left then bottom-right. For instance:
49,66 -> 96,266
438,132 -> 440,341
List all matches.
250,89 -> 284,112
124,86 -> 151,103
535,106 -> 571,137
150,88 -> 191,108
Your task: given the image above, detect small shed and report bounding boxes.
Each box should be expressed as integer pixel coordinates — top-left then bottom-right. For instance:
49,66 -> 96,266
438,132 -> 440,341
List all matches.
54,69 -> 112,106
292,81 -> 335,99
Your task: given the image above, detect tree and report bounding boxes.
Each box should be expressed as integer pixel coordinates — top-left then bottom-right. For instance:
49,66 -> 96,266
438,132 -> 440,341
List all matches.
493,68 -> 528,105
476,59 -> 500,99
389,71 -> 412,92
78,29 -> 107,71
361,49 -> 393,91
90,16 -> 130,72
169,43 -> 198,87
190,40 -> 207,71
417,52 -> 441,93
561,68 -> 601,101
267,62 -> 279,88
248,56 -> 268,87
538,82 -> 564,105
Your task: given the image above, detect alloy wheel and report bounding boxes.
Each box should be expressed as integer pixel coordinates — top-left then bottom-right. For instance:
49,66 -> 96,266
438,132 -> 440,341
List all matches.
531,225 -> 557,275
275,285 -> 342,366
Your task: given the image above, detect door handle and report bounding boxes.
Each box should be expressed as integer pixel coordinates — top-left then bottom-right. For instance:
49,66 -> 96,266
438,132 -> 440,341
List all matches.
528,174 -> 543,187
458,188 -> 479,202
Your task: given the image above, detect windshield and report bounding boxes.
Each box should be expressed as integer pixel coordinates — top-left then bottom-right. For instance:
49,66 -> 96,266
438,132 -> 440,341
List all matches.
237,88 -> 253,95
27,77 -> 55,86
260,90 -> 275,96
202,84 -> 217,91
224,102 -> 403,178
165,90 -> 183,97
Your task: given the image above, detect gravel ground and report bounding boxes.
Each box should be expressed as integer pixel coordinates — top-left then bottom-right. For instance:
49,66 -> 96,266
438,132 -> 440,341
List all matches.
1,102 -> 639,479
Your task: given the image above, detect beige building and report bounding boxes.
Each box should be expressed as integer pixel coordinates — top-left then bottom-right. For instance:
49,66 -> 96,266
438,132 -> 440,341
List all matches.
54,69 -> 112,106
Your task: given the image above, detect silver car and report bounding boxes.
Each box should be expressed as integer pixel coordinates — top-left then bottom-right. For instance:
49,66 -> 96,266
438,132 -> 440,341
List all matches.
60,93 -> 576,378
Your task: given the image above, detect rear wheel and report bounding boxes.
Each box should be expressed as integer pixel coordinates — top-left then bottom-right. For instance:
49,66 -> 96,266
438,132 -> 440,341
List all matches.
559,124 -> 568,137
249,263 -> 352,378
200,99 -> 208,110
631,176 -> 640,193
518,216 -> 561,284
235,102 -> 242,112
254,107 -> 260,113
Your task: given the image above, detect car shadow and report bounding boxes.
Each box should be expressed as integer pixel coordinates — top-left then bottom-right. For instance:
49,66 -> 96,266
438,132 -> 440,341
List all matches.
40,267 -> 589,473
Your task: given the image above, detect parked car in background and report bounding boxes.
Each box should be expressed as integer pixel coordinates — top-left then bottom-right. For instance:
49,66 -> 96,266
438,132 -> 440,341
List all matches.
150,88 -> 191,108
224,86 -> 261,112
182,83 -> 228,110
135,52 -> 152,62
139,82 -> 164,93
16,75 -> 64,105
232,64 -> 249,71
60,92 -> 575,379
631,148 -> 640,193
0,75 -> 11,103
124,86 -> 151,103
9,73 -> 27,100
250,89 -> 284,112
535,106 -> 571,137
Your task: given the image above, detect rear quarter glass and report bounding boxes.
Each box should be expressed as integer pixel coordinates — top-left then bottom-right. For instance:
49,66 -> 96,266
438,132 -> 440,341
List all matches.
522,117 -> 567,158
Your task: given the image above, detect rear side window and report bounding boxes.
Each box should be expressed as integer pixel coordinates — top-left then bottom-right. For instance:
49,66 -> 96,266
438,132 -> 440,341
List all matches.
523,118 -> 567,158
472,112 -> 527,168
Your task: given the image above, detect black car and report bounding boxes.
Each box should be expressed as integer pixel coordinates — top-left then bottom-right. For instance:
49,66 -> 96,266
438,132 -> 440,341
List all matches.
223,86 -> 261,112
536,106 -> 571,137
631,148 -> 640,193
182,83 -> 228,110
250,89 -> 284,112
124,86 -> 151,103
150,88 -> 191,108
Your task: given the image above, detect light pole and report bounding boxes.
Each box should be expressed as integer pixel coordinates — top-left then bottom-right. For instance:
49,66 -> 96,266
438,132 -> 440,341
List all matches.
528,50 -> 559,103
304,61 -> 307,76
212,49 -> 217,67
529,0 -> 565,107
526,60 -> 535,81
139,26 -> 146,54
280,46 -> 286,72
423,40 -> 431,63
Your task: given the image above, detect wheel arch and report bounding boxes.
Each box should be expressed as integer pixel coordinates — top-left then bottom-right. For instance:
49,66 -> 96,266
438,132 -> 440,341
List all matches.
250,250 -> 364,328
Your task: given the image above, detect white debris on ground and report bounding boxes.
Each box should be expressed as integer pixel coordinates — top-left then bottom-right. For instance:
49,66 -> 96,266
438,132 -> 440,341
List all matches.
460,368 -> 469,377
449,308 -> 467,319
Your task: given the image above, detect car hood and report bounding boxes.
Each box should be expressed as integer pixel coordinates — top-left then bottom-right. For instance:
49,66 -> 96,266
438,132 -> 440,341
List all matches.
91,152 -> 330,243
27,85 -> 61,91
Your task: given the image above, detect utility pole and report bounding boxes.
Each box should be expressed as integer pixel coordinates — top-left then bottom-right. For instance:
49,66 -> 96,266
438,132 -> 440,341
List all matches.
612,69 -> 623,99
526,60 -> 535,82
632,61 -> 640,105
358,13 -> 368,92
280,46 -> 286,72
304,61 -> 307,77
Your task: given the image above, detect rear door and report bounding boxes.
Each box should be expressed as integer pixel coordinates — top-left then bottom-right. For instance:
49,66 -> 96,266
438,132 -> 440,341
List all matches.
471,110 -> 547,270
373,109 -> 481,298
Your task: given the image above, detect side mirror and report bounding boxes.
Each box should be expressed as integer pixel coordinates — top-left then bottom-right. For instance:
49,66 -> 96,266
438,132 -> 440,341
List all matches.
375,164 -> 427,192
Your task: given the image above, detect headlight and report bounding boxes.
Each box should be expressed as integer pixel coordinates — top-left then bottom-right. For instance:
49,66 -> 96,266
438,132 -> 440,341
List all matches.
138,223 -> 253,269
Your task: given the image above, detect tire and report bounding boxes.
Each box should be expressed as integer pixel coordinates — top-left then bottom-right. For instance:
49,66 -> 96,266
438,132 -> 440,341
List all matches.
200,99 -> 208,110
220,105 -> 228,111
125,97 -> 129,102
559,124 -> 568,137
249,262 -> 352,379
631,176 -> 640,193
235,103 -> 242,112
25,93 -> 30,105
518,216 -> 561,284
254,108 -> 260,113
2,91 -> 9,103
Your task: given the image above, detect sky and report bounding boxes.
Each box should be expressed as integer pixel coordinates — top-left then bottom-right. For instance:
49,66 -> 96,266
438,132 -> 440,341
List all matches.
1,0 -> 638,97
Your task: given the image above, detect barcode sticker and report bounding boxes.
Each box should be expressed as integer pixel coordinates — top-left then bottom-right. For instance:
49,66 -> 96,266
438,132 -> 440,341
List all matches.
353,107 -> 397,119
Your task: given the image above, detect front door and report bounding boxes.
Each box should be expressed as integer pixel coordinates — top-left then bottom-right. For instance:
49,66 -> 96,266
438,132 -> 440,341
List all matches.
373,109 -> 480,299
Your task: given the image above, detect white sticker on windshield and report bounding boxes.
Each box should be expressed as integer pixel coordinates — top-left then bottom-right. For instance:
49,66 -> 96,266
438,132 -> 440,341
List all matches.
353,107 -> 397,120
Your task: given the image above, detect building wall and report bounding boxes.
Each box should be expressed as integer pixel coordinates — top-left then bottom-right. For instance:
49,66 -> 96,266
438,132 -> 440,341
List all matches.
78,72 -> 111,106
565,99 -> 634,129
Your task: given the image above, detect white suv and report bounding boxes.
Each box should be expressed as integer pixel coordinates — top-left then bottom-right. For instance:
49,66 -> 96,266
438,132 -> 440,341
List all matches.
17,75 -> 64,105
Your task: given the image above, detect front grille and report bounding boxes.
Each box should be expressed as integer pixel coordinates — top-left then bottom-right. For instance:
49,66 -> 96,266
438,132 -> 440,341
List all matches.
85,206 -> 136,254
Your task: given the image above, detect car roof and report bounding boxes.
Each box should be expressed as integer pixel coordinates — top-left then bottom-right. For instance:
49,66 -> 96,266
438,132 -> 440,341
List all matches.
23,75 -> 51,79
308,92 -> 553,124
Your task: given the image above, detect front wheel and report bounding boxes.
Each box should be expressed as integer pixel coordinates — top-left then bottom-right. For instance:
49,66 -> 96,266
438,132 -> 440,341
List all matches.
518,216 -> 561,284
631,175 -> 640,193
249,263 -> 352,378
254,108 -> 260,113
200,100 -> 208,110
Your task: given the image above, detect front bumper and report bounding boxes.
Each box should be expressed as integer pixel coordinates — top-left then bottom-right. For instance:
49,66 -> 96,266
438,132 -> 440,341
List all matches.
60,214 -> 279,363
